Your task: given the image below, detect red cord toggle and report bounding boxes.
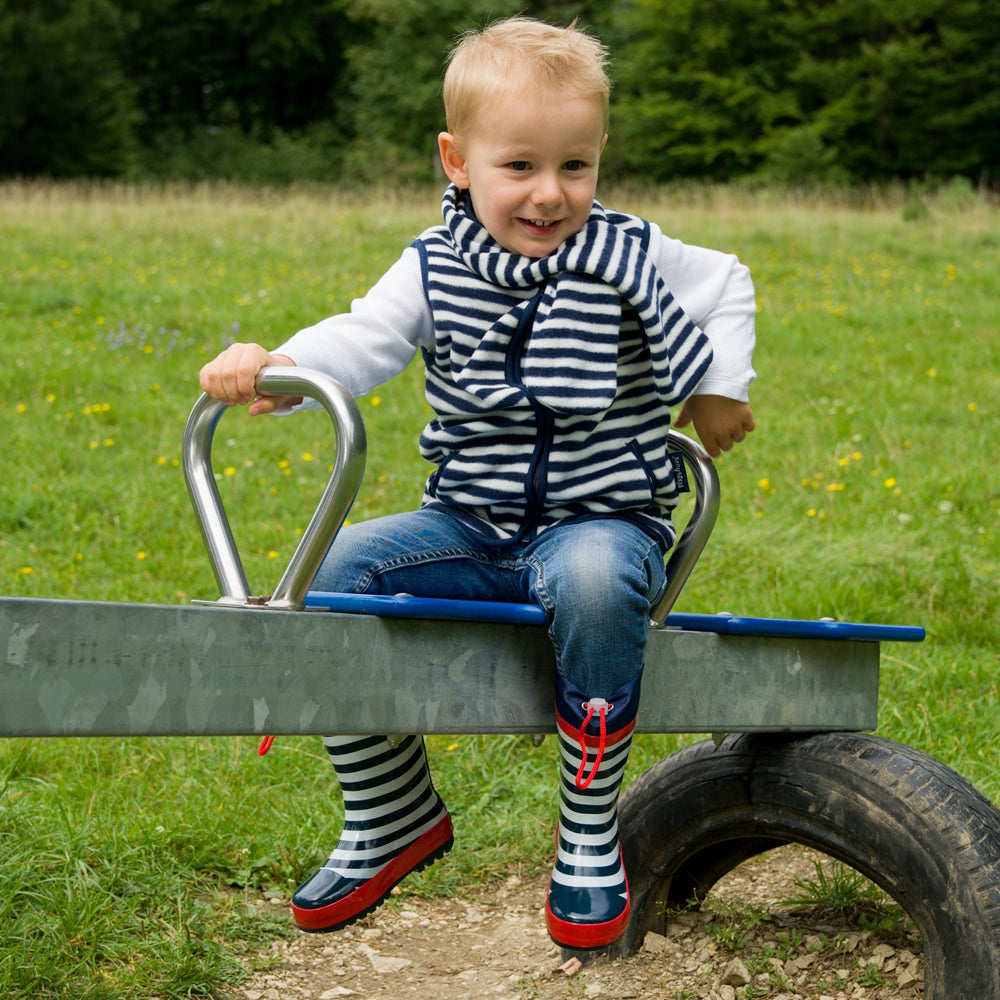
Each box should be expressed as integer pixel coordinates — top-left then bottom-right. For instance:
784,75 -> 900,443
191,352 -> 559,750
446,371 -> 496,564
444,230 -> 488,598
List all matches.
574,699 -> 609,789
257,735 -> 275,756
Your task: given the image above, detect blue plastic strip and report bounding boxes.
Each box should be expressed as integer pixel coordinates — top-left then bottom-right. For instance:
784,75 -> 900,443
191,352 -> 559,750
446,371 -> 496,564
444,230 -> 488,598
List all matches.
303,591 -> 925,642
304,591 -> 549,625
662,612 -> 925,643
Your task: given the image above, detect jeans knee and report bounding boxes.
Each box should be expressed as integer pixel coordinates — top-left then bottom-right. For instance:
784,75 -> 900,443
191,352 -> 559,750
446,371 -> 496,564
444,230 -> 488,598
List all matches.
554,556 -> 650,625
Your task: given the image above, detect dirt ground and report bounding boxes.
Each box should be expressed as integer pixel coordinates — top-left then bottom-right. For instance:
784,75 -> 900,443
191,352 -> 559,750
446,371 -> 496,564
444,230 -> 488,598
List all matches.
236,844 -> 923,1000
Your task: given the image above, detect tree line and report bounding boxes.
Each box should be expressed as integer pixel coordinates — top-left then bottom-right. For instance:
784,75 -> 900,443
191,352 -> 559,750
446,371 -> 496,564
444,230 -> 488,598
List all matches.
1,0 -> 997,185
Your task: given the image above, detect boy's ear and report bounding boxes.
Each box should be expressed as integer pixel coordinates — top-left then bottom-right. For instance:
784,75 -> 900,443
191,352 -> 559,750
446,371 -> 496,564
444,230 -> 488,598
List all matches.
438,132 -> 470,188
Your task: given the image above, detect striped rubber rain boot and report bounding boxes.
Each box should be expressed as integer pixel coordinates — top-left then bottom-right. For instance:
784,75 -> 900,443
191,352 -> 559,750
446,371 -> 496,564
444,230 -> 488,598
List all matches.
291,734 -> 453,932
545,673 -> 641,950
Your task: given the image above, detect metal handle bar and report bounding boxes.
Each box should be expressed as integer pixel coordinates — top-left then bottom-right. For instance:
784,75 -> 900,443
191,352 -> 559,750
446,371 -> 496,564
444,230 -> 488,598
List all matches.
182,367 -> 367,610
650,431 -> 720,627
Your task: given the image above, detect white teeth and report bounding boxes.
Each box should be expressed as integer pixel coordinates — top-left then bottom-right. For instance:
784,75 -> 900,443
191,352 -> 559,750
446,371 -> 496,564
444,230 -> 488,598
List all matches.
528,220 -> 556,227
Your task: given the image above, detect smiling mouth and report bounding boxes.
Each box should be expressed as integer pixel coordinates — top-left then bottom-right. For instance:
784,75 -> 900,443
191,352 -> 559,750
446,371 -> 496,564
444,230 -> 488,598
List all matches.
521,218 -> 558,228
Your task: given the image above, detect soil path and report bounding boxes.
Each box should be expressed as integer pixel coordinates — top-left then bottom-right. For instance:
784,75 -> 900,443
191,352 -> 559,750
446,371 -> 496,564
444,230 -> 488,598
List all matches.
237,845 -> 923,1000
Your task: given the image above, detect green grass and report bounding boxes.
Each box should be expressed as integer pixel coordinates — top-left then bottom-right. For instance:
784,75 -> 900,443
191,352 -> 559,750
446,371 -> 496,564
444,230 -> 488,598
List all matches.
2,179 -> 998,996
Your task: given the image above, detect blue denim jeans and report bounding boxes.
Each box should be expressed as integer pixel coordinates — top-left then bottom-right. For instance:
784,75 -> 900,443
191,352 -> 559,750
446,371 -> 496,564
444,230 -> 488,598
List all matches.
311,508 -> 667,698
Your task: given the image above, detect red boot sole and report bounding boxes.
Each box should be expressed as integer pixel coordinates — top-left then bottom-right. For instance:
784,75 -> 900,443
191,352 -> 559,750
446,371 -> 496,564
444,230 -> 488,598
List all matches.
545,897 -> 630,949
292,812 -> 454,932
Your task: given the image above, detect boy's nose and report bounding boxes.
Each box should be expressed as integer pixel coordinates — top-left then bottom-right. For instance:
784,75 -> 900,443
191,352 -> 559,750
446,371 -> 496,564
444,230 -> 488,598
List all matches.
530,173 -> 563,208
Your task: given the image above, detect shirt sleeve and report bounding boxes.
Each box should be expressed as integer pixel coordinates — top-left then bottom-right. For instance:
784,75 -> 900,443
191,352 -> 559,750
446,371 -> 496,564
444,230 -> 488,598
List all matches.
274,246 -> 433,399
650,223 -> 757,402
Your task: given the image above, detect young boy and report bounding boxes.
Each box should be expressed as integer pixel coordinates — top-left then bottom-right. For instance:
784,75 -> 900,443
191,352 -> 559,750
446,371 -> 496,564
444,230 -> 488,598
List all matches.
199,16 -> 756,950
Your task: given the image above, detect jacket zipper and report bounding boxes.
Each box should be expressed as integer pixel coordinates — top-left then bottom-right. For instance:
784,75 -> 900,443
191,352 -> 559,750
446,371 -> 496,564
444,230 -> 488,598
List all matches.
505,287 -> 551,543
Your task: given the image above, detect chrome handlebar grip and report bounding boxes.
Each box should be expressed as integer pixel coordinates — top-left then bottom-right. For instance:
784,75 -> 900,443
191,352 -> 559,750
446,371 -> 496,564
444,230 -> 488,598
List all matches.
182,368 -> 367,610
650,431 -> 720,626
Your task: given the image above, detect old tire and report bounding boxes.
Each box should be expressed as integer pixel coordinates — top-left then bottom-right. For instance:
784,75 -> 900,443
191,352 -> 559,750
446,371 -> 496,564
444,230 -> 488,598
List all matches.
613,731 -> 1000,999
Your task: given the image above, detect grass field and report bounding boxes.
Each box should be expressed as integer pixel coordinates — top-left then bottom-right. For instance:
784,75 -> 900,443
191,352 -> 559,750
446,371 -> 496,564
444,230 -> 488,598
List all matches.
1,179 -> 998,997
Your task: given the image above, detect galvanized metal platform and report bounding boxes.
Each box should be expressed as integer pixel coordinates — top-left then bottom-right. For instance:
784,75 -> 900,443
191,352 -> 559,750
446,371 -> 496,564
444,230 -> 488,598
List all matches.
1,594 -> 883,738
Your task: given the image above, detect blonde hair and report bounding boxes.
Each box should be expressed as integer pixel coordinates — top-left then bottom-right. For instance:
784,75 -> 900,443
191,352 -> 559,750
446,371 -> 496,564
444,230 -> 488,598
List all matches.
443,16 -> 611,137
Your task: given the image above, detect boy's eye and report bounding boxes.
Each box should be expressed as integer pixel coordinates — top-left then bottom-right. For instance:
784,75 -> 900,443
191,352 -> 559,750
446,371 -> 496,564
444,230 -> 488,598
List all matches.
563,160 -> 584,171
509,161 -> 530,171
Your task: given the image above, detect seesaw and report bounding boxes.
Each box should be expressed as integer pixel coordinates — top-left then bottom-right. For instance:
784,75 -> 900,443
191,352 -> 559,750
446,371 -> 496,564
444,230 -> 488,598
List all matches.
2,368 -> 998,997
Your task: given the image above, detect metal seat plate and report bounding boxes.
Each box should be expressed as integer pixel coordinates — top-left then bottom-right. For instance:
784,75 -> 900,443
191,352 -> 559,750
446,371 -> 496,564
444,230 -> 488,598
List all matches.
2,595 -> 881,738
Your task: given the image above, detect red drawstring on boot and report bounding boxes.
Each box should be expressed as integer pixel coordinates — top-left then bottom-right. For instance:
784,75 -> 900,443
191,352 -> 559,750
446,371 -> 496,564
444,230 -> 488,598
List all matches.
258,735 -> 275,755
574,699 -> 610,790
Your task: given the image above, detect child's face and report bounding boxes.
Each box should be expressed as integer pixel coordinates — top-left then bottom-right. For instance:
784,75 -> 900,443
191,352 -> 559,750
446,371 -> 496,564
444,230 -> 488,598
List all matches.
439,84 -> 608,258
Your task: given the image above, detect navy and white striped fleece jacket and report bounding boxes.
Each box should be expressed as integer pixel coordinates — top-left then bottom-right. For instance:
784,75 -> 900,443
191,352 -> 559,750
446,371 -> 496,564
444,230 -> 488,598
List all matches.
411,209 -> 713,547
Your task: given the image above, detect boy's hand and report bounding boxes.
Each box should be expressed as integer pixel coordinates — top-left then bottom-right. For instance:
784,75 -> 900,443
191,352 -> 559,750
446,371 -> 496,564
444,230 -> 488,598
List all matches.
675,394 -> 755,458
199,343 -> 299,416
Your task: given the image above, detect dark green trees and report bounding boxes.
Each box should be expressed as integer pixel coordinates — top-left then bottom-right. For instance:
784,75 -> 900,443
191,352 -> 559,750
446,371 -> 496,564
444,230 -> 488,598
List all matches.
0,0 -> 136,177
1,0 -> 996,182
602,0 -> 1000,183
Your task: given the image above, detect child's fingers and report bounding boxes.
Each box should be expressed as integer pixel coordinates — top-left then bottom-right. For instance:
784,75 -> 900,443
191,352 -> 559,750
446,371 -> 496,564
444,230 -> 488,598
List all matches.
248,394 -> 297,416
200,344 -> 268,405
224,346 -> 266,403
